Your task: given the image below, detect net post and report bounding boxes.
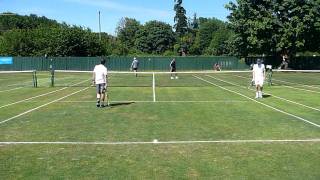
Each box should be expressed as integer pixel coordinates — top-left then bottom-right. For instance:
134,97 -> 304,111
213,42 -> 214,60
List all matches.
152,72 -> 156,102
268,71 -> 273,86
32,70 -> 35,87
50,70 -> 55,87
35,71 -> 38,87
50,58 -> 55,87
32,70 -> 38,88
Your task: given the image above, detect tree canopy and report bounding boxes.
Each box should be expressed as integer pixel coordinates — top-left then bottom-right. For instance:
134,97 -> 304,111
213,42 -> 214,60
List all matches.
0,12 -> 233,57
3,0 -> 318,57
226,0 -> 320,57
116,17 -> 141,53
135,21 -> 176,54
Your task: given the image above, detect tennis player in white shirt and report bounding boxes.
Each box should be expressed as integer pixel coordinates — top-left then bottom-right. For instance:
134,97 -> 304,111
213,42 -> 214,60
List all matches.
93,59 -> 108,108
252,59 -> 266,99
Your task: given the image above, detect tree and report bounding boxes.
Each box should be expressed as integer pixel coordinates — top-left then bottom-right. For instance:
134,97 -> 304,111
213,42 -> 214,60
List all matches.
198,18 -> 225,54
135,21 -> 176,54
190,13 -> 199,30
116,17 -> 141,52
206,27 -> 234,55
174,0 -> 188,36
0,26 -> 105,56
0,12 -> 60,32
0,13 -> 111,56
226,0 -> 320,57
183,17 -> 233,56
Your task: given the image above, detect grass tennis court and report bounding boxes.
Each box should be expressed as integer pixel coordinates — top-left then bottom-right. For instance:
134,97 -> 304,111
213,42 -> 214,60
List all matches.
0,70 -> 320,179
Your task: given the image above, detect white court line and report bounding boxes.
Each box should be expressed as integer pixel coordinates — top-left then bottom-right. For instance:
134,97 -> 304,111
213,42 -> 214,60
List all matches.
1,139 -> 320,145
234,75 -> 320,94
6,77 -> 46,87
0,87 -> 90,125
272,78 -> 320,90
0,79 -> 89,109
152,72 -> 156,102
7,76 -> 76,87
283,85 -> 320,94
0,71 -> 34,74
0,87 -> 23,93
208,75 -> 320,112
7,80 -> 35,87
194,75 -> 320,128
23,100 -> 250,103
273,70 -> 320,73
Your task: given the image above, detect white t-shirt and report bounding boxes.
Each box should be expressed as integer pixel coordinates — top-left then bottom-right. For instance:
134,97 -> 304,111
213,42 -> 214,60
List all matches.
93,64 -> 108,84
253,64 -> 265,80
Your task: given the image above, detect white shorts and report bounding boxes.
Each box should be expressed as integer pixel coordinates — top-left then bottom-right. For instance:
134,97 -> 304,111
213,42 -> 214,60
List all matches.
255,78 -> 264,86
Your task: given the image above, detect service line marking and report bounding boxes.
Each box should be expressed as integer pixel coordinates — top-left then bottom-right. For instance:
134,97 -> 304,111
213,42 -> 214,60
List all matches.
0,87 -> 90,125
0,79 -> 89,109
208,75 -> 320,112
194,75 -> 320,128
1,139 -> 320,145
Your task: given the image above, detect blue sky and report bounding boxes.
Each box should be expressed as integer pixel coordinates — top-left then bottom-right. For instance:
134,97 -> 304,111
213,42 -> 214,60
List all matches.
0,0 -> 233,35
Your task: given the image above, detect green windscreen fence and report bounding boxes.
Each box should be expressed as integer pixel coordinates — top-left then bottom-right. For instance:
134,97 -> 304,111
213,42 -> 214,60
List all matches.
245,56 -> 320,70
2,56 -> 320,71
0,56 -> 247,71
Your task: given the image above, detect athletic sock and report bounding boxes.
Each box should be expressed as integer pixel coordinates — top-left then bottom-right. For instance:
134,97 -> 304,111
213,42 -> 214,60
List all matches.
255,92 -> 259,98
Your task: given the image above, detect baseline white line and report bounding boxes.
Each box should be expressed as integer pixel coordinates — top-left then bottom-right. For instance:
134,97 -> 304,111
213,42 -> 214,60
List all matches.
0,87 -> 23,93
1,139 -> 320,145
234,75 -> 320,94
208,75 -> 320,112
273,70 -> 320,73
0,79 -> 89,109
0,71 -> 34,74
194,75 -> 320,128
23,100 -> 250,103
0,87 -> 90,125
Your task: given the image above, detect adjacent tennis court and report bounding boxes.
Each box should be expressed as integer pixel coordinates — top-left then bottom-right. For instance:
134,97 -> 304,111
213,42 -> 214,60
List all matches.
0,70 -> 320,179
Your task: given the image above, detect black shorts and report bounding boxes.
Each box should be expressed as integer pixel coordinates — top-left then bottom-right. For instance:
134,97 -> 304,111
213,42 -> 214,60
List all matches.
96,83 -> 107,94
171,68 -> 176,72
133,68 -> 138,71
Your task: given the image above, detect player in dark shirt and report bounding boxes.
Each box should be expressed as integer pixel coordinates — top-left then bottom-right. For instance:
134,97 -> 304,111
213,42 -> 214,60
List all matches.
170,58 -> 178,79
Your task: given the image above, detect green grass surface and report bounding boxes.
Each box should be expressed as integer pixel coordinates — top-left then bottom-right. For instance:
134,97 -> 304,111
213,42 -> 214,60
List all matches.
0,71 -> 320,179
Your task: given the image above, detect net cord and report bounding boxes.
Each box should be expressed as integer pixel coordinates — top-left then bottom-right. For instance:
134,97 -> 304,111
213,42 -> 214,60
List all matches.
54,70 -> 253,74
55,69 -> 320,75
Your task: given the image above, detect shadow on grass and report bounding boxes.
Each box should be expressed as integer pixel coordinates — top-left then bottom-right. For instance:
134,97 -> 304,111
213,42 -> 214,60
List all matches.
263,94 -> 271,98
109,102 -> 135,107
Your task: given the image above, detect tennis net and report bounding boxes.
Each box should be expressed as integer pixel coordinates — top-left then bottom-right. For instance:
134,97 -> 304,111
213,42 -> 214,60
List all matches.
52,70 -> 320,89
52,70 -> 255,88
0,70 -> 37,89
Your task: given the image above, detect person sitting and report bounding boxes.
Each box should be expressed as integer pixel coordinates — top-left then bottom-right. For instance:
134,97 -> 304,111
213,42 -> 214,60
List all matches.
214,63 -> 221,71
279,55 -> 289,69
